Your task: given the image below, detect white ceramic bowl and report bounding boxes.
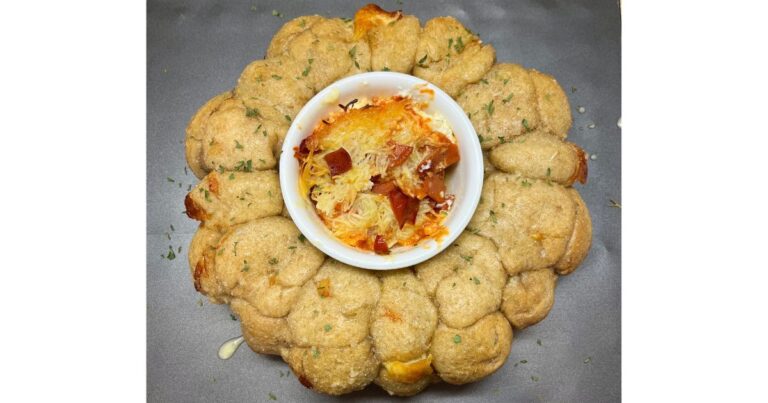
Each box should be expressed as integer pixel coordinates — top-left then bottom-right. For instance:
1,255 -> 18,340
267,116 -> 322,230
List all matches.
279,72 -> 483,270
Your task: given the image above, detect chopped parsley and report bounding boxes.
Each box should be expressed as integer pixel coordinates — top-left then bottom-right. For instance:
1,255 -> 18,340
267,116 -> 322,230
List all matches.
609,199 -> 622,208
584,356 -> 592,364
166,177 -> 175,183
234,159 -> 253,172
268,257 -> 278,265
166,246 -> 176,260
521,179 -> 532,187
537,339 -> 542,346
234,140 -> 244,150
323,324 -> 332,332
284,114 -> 292,122
502,93 -> 514,103
489,210 -> 498,224
382,66 -> 390,71
301,58 -> 314,77
241,259 -> 250,272
498,136 -> 507,144
531,375 -> 539,382
245,107 -> 260,118
271,74 -> 282,80
484,99 -> 495,116
229,173 -> 235,180
471,276 -> 480,285
348,45 -> 357,59
453,334 -> 462,344
454,36 -> 465,52
478,134 -> 485,143
230,314 -> 237,321
268,392 -> 277,400
503,78 -> 510,85
298,234 -> 306,243
312,347 -> 320,358
522,118 -> 531,132
271,9 -> 282,17
460,254 -> 473,264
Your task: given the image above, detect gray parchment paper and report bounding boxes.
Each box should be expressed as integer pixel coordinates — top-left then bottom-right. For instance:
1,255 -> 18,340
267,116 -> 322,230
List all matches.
147,1 -> 621,401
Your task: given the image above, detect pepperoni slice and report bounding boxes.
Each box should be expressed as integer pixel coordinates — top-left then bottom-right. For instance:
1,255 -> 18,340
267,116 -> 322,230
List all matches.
372,180 -> 396,195
442,142 -> 460,168
388,187 -> 420,228
373,235 -> 389,255
388,143 -> 413,168
422,171 -> 446,202
324,147 -> 352,176
418,143 -> 460,174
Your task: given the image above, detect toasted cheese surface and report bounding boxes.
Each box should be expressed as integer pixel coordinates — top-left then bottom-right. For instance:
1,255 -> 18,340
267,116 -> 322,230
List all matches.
296,96 -> 459,252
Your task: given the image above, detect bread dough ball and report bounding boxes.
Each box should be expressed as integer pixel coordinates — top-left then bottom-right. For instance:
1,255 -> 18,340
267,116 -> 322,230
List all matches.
185,91 -> 234,179
416,233 -> 507,328
469,172 -> 576,276
235,57 -> 315,117
212,217 -> 324,312
353,4 -> 420,72
457,63 -> 539,149
231,298 -> 291,355
529,69 -> 572,138
501,269 -> 557,329
287,260 -> 381,348
489,131 -> 588,186
555,188 -> 592,275
281,340 -> 379,395
430,312 -> 513,384
412,16 -> 495,97
267,17 -> 371,92
184,170 -> 282,232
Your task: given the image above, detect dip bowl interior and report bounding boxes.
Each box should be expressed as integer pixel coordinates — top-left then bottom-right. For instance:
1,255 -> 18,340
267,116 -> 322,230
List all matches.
279,72 -> 483,270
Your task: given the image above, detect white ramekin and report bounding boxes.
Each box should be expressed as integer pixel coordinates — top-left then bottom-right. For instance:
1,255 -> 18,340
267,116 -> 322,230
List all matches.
279,72 -> 483,270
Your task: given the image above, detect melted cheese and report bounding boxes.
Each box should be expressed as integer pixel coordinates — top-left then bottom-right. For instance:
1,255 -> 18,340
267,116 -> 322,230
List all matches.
298,96 -> 456,251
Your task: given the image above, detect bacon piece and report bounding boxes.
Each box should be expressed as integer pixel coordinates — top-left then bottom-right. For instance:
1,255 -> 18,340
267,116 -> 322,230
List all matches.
388,187 -> 420,228
388,142 -> 413,168
323,147 -> 352,176
374,235 -> 390,255
372,180 -> 396,195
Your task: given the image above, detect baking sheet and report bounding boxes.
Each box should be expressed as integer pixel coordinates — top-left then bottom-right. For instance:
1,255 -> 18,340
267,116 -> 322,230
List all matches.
146,0 -> 621,401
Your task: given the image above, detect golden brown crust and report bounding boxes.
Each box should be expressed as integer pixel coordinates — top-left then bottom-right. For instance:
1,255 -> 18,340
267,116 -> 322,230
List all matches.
567,143 -> 589,185
353,4 -> 402,40
555,188 -> 592,275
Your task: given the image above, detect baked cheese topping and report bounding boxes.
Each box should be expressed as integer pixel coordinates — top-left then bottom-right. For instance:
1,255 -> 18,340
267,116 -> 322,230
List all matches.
296,95 -> 459,254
